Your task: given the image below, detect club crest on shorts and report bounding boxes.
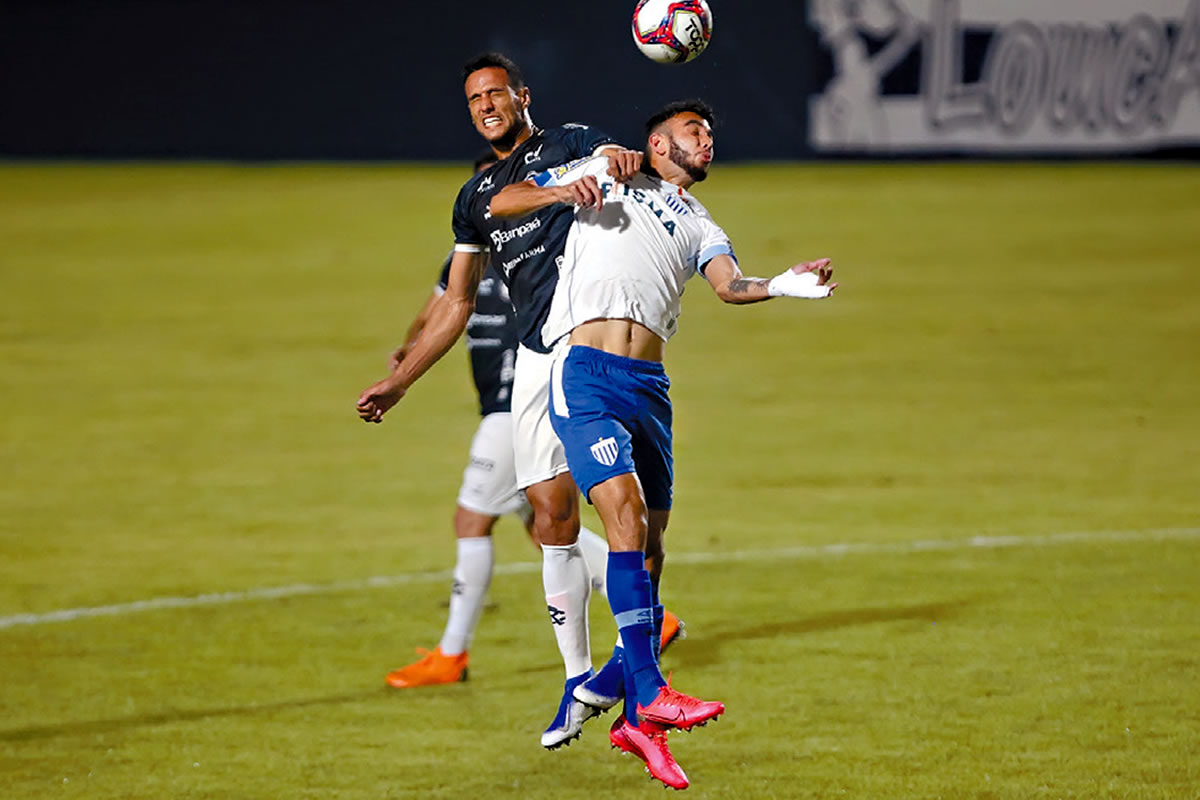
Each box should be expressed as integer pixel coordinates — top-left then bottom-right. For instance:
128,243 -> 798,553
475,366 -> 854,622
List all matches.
590,436 -> 620,467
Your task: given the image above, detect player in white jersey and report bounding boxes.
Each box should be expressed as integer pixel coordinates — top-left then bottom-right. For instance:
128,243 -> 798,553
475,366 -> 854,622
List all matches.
356,53 -> 683,750
489,99 -> 836,789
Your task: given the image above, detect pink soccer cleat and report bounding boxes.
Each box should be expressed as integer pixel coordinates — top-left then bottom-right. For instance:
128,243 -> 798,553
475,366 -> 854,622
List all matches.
609,715 -> 689,790
636,677 -> 724,731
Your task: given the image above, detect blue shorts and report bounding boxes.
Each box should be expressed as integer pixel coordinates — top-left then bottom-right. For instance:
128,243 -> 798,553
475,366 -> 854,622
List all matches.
549,345 -> 673,511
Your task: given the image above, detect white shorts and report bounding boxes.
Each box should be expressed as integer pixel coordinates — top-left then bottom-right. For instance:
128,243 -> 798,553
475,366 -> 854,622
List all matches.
457,412 -> 530,517
512,342 -> 571,490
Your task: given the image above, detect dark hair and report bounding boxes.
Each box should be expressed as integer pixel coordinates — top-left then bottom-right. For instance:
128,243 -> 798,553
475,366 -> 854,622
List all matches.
644,99 -> 716,137
462,52 -> 525,89
473,149 -> 498,172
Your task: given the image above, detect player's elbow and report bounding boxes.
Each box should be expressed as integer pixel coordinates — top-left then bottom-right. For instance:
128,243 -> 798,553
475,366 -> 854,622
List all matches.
487,194 -> 512,218
713,284 -> 746,305
489,185 -> 532,218
432,296 -> 473,337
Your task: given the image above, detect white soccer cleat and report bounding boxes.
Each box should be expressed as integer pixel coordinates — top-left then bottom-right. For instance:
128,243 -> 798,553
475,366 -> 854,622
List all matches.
542,671 -> 602,749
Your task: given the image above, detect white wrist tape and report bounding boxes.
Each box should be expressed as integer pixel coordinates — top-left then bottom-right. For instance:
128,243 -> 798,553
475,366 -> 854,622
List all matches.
767,268 -> 832,299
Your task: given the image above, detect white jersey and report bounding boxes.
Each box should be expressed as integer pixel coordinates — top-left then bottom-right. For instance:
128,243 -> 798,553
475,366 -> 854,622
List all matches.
534,156 -> 735,347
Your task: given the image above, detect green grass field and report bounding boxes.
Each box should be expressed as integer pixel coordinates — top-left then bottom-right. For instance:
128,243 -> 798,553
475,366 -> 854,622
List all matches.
1,162 -> 1198,799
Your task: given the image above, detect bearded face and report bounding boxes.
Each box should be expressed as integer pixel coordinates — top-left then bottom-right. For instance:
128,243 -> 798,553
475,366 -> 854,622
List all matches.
668,134 -> 710,183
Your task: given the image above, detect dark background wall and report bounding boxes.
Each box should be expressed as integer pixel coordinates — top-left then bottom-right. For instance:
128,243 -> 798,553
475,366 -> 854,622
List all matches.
3,1 -> 1196,160
0,1 -> 822,160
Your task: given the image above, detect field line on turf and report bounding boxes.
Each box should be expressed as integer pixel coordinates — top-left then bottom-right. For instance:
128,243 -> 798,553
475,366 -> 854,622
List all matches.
2,527 -> 1197,631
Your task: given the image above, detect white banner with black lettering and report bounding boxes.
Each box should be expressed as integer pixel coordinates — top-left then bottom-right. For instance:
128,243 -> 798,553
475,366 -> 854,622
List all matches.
808,0 -> 1200,152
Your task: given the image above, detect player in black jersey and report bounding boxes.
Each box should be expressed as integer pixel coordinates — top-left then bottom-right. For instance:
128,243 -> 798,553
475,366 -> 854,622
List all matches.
357,54 -> 677,749
382,152 -> 615,692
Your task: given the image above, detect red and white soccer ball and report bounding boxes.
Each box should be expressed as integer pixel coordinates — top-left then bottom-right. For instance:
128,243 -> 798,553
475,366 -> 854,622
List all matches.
631,0 -> 713,64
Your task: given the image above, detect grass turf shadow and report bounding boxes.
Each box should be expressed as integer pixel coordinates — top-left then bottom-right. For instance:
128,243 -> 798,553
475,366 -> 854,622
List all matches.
667,599 -> 974,668
0,689 -> 382,743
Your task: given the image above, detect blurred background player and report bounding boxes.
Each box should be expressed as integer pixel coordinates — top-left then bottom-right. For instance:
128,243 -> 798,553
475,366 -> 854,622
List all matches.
382,152 -> 614,689
490,99 -> 835,788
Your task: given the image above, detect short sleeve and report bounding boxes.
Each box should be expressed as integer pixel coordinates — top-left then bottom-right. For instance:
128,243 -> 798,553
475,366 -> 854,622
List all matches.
451,180 -> 486,253
530,155 -> 606,188
559,123 -> 619,159
696,217 -> 736,276
435,252 -> 453,293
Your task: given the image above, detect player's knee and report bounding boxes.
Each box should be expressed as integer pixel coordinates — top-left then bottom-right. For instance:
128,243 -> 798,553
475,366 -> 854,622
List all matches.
454,506 -> 498,539
527,488 -> 579,546
606,498 -> 649,552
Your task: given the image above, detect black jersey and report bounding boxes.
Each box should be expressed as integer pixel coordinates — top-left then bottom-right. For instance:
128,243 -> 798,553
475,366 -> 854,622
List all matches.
451,124 -> 617,354
437,256 -> 517,416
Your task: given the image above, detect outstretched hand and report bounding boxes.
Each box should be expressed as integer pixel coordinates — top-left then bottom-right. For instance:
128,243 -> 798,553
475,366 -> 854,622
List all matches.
767,258 -> 838,299
356,377 -> 407,423
797,258 -> 836,290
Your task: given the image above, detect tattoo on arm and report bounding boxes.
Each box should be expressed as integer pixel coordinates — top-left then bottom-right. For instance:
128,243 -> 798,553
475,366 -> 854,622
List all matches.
727,278 -> 769,296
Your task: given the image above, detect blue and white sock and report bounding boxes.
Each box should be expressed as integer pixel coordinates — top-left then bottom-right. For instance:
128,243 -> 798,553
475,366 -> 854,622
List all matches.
606,551 -> 665,713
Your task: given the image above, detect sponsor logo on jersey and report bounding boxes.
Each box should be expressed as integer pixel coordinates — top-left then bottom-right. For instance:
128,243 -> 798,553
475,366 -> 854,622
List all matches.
500,349 -> 515,384
524,144 -> 544,164
561,123 -> 590,130
465,336 -> 505,350
607,182 -> 680,236
475,175 -> 495,194
469,313 -> 509,327
590,436 -> 620,467
543,156 -> 594,184
489,216 -> 542,252
500,243 -> 546,276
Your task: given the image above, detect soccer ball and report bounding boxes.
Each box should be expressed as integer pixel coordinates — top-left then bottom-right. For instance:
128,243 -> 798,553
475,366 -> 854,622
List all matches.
631,0 -> 713,64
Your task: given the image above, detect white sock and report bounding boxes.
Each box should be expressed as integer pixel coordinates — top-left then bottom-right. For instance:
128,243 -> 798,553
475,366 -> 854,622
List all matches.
542,543 -> 593,678
439,537 -> 494,656
576,526 -> 609,598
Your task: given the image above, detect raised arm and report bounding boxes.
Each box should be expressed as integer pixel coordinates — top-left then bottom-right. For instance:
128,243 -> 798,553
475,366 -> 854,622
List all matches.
489,177 -> 603,218
489,146 -> 643,218
356,249 -> 490,422
704,254 -> 836,305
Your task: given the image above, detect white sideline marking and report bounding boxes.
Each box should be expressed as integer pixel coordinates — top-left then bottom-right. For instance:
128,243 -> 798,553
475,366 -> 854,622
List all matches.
2,527 -> 1197,631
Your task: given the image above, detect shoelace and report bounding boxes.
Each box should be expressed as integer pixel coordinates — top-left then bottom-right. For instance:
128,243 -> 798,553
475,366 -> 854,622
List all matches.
658,673 -> 706,709
640,725 -> 681,771
660,686 -> 703,708
645,726 -> 670,747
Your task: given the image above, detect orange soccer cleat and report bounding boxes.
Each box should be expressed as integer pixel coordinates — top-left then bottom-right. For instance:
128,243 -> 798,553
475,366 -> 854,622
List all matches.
659,609 -> 686,655
609,715 -> 689,790
384,647 -> 469,689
